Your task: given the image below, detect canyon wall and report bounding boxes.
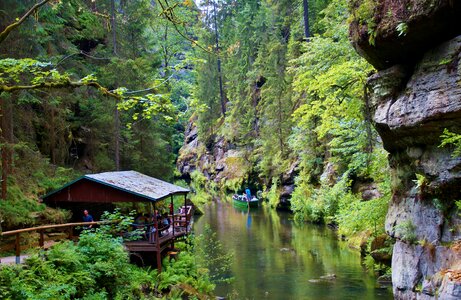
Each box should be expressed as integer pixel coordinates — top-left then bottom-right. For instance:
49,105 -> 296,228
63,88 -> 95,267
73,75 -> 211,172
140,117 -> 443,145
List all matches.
350,1 -> 461,298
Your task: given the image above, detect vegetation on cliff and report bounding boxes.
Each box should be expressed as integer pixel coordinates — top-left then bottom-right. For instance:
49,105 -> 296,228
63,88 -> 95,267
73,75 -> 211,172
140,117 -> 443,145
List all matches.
181,0 -> 391,252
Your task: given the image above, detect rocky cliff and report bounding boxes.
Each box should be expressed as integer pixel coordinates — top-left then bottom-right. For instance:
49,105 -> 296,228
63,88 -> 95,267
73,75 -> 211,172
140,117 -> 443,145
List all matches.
350,1 -> 461,298
176,118 -> 297,207
177,119 -> 251,187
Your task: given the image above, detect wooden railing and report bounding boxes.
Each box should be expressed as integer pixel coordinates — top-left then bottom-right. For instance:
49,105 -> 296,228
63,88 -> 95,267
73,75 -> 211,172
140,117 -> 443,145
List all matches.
1,206 -> 194,266
1,221 -> 105,264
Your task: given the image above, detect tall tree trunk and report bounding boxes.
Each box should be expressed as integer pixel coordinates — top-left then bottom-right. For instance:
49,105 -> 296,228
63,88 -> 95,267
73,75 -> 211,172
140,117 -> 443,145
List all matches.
0,96 -> 6,200
114,104 -> 120,170
212,0 -> 226,117
111,0 -> 117,55
48,103 -> 56,164
277,89 -> 284,156
163,24 -> 170,82
302,0 -> 310,40
111,0 -> 120,170
0,96 -> 13,200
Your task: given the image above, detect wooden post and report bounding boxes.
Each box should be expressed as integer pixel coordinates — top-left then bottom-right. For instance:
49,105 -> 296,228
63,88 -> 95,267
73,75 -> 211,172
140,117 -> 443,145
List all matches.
68,226 -> 73,239
184,194 -> 188,235
15,233 -> 20,264
153,202 -> 161,272
39,230 -> 44,247
171,195 -> 174,249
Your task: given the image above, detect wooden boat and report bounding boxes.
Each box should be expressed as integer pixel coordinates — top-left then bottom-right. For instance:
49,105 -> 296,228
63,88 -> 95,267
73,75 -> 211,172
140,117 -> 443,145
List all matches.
232,194 -> 259,208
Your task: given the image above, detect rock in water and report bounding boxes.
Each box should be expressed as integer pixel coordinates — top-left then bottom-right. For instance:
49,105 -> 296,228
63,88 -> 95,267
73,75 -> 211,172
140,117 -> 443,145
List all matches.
320,274 -> 337,280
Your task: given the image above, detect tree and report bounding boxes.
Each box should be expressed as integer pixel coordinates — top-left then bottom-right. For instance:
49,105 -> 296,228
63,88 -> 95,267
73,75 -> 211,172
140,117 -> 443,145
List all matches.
303,0 -> 310,39
0,0 -> 175,198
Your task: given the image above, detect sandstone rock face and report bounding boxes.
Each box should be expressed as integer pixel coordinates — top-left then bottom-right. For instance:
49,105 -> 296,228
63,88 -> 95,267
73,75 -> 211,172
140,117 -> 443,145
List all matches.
364,34 -> 461,299
350,0 -> 461,70
177,119 -> 298,205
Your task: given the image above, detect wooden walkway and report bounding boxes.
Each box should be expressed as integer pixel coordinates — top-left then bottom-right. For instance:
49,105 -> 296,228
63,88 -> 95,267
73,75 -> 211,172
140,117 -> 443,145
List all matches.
0,206 -> 194,272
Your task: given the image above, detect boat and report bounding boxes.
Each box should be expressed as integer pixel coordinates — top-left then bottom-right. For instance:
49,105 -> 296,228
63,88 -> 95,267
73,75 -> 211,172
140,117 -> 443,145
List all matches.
232,194 -> 259,208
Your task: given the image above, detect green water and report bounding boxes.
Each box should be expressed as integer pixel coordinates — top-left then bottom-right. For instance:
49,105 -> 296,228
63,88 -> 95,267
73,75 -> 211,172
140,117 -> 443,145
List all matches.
193,201 -> 393,300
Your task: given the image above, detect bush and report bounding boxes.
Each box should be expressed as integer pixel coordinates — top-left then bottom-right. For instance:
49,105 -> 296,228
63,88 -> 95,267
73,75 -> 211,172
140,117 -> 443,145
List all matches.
0,231 -> 155,299
291,175 -> 353,223
265,178 -> 280,209
336,195 -> 388,243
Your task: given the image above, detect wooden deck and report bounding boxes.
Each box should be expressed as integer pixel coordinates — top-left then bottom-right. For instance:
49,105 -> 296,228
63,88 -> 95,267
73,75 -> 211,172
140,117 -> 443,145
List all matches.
0,205 -> 194,272
124,230 -> 188,252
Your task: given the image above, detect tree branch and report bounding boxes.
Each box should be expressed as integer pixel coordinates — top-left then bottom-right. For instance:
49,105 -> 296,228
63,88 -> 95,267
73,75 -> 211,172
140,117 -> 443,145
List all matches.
0,80 -> 122,99
0,0 -> 51,44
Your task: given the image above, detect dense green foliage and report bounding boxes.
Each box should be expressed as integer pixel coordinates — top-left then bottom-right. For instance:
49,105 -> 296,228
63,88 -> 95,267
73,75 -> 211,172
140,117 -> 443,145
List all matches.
0,232 -> 220,299
0,0 -> 197,229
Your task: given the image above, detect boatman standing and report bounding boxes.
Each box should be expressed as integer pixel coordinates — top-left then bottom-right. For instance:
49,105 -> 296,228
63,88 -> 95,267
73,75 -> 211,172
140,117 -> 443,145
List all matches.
245,187 -> 251,201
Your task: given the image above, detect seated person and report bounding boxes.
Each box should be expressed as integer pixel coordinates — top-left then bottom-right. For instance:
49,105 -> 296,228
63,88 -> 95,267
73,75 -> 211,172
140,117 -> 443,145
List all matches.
159,213 -> 170,237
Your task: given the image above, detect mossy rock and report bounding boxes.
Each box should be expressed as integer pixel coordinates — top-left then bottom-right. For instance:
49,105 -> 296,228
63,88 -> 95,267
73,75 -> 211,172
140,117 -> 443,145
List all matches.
370,234 -> 393,265
349,0 -> 461,70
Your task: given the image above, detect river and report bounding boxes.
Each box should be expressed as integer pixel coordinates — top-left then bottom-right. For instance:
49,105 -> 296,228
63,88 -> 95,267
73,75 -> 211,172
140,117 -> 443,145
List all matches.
193,201 -> 393,299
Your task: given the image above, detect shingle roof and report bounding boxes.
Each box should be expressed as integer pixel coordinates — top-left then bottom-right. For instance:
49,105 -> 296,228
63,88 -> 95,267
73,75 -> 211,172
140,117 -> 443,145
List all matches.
43,170 -> 189,202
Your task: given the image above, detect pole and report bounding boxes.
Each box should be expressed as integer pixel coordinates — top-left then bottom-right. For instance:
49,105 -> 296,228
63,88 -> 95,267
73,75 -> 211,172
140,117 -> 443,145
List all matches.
171,195 -> 175,249
212,0 -> 226,116
15,233 -> 20,264
184,194 -> 187,235
39,230 -> 44,247
153,202 -> 161,272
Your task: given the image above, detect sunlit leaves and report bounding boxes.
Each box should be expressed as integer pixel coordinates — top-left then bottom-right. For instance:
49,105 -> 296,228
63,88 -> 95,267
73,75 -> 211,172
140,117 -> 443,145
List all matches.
289,0 -> 373,167
0,58 -> 52,84
80,74 -> 97,84
439,128 -> 461,157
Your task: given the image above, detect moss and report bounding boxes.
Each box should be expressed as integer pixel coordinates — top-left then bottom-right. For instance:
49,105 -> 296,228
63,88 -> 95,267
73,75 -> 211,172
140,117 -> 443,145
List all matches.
220,156 -> 249,180
350,0 -> 443,46
394,220 -> 418,244
349,0 -> 379,45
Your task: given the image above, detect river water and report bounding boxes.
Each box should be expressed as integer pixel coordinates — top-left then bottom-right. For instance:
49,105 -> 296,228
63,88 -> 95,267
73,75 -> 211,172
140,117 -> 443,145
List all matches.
193,201 -> 393,300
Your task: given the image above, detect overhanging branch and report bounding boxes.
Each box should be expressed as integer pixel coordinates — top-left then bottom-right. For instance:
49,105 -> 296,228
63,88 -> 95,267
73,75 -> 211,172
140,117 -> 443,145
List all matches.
0,0 -> 51,44
0,80 -> 122,99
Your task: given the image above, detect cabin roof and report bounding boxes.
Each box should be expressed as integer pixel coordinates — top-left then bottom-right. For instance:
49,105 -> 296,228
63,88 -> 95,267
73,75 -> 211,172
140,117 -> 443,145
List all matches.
42,170 -> 189,203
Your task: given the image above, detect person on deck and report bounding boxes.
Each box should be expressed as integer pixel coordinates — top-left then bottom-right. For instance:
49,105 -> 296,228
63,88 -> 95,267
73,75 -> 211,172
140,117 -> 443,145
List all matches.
82,209 -> 94,229
169,203 -> 174,223
159,213 -> 170,237
245,187 -> 252,201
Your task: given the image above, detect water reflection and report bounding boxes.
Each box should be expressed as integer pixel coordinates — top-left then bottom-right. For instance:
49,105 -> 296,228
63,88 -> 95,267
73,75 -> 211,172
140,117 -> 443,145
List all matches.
194,202 -> 392,300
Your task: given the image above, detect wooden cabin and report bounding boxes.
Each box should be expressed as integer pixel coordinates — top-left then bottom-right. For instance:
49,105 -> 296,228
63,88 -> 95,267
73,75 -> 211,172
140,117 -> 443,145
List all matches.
42,170 -> 191,271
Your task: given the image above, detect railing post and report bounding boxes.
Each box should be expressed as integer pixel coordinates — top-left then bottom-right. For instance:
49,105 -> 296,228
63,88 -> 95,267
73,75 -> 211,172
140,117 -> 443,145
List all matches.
184,194 -> 188,235
171,195 -> 175,249
68,226 -> 73,239
15,233 -> 20,264
152,202 -> 161,273
39,230 -> 44,247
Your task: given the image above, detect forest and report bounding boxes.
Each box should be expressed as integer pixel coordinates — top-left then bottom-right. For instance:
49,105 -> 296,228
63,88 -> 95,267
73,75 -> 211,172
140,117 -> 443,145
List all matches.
1,0 -> 461,299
